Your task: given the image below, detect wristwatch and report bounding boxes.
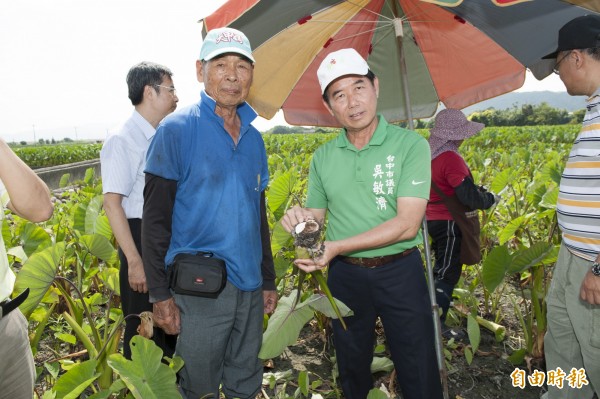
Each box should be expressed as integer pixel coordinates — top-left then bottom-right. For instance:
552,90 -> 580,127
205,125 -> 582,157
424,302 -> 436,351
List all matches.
592,261 -> 600,277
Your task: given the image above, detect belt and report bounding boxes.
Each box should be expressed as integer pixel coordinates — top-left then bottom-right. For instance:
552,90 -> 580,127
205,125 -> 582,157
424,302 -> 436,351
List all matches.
0,288 -> 29,320
337,247 -> 417,268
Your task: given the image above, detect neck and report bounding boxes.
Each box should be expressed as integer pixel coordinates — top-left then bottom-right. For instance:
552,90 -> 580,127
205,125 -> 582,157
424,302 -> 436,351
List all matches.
135,105 -> 162,129
216,104 -> 241,143
345,116 -> 378,150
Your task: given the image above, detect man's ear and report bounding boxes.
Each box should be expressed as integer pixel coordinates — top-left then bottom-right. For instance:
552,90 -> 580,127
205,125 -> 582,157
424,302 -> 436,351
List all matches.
196,60 -> 204,83
322,98 -> 334,116
143,84 -> 156,102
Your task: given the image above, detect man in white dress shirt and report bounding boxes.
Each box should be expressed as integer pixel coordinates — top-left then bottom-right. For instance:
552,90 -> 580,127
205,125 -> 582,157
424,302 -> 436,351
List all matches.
100,61 -> 178,359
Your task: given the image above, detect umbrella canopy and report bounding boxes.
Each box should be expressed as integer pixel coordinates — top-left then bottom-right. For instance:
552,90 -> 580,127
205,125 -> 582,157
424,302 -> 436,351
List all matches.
564,0 -> 600,12
202,0 -> 596,127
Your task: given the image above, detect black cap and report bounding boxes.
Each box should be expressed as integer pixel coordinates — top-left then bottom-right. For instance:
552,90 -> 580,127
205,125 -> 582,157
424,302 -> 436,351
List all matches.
543,14 -> 600,59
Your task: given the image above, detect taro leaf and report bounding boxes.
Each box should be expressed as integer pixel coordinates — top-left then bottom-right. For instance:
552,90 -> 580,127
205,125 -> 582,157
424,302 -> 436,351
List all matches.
498,214 -> 530,245
481,244 -> 511,293
98,267 -> 120,294
367,388 -> 390,399
59,173 -> 71,188
541,161 -> 563,186
370,356 -> 394,374
298,370 -> 309,397
274,257 -> 292,279
490,168 -> 513,195
509,242 -> 555,274
259,290 -> 314,360
267,170 -> 296,213
467,314 -> 481,354
14,242 -> 65,317
304,292 -> 353,319
79,234 -> 116,263
84,167 -> 96,185
84,379 -> 129,399
539,187 -> 558,209
107,336 -> 182,399
271,221 -> 293,254
52,359 -> 100,399
20,222 -> 52,256
73,194 -> 103,235
1,218 -> 9,248
95,214 -> 114,241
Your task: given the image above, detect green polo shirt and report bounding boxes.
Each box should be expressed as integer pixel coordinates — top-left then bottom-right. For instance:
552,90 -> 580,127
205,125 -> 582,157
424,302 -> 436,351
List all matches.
306,115 -> 430,258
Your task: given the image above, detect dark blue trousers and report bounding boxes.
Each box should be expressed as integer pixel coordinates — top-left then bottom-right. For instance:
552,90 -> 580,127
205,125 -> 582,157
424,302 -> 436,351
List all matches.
328,250 -> 443,399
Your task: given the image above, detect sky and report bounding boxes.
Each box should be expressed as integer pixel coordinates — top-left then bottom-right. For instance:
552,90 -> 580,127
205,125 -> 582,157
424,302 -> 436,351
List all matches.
0,0 -> 567,143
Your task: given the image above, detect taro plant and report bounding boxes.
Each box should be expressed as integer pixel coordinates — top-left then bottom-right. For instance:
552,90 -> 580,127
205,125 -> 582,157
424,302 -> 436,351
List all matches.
8,169 -> 182,398
477,146 -> 564,363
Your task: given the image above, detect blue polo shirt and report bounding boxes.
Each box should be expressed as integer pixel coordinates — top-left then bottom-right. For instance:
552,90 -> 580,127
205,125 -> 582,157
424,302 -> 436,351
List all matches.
145,91 -> 269,291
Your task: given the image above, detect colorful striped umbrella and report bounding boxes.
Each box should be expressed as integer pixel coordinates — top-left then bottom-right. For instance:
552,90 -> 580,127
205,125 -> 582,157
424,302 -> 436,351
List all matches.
201,0 -> 594,126
202,0 -> 593,127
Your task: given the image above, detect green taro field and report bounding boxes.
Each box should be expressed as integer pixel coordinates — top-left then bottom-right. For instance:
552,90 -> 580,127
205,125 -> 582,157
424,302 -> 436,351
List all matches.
6,124 -> 579,398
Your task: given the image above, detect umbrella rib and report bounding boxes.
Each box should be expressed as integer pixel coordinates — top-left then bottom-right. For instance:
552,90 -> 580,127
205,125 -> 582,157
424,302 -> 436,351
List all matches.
343,0 -> 393,21
329,22 -> 394,44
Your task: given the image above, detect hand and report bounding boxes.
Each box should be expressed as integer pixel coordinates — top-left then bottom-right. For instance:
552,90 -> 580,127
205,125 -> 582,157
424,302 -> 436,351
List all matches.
152,297 -> 181,335
263,290 -> 278,314
128,256 -> 148,293
281,205 -> 316,234
580,270 -> 600,305
294,240 -> 339,273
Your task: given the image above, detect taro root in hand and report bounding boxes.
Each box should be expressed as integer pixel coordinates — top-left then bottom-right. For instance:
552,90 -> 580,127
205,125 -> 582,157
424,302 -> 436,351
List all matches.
293,219 -> 324,259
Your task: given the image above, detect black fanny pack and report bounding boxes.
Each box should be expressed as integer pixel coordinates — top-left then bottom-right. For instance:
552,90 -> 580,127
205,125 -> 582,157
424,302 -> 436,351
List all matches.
168,252 -> 227,298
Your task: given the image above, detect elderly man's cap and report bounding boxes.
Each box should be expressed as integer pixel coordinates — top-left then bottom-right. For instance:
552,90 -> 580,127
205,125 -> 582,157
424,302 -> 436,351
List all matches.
543,14 -> 600,59
317,48 -> 369,94
200,27 -> 255,63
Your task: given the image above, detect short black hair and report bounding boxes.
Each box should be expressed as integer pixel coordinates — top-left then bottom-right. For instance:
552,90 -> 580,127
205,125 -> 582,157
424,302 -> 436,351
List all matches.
126,61 -> 173,106
322,69 -> 376,105
584,47 -> 600,61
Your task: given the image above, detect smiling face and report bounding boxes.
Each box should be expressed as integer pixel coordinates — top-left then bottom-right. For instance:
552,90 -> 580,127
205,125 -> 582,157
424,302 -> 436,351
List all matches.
323,74 -> 379,134
197,53 -> 254,111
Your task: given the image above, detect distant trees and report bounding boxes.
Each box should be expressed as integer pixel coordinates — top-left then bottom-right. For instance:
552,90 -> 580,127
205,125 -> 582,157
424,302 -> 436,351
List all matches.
469,102 -> 583,126
262,103 -> 584,133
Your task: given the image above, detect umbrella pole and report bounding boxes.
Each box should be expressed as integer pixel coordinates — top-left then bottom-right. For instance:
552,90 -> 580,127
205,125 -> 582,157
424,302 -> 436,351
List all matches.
391,14 -> 449,399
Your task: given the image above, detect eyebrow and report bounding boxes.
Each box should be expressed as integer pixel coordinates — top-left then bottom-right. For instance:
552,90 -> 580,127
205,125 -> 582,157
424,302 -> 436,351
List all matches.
330,77 -> 366,98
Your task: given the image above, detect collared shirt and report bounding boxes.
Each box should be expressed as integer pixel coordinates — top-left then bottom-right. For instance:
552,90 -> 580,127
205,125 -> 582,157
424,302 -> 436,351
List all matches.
306,115 -> 431,257
144,90 -> 269,292
557,88 -> 600,261
100,110 -> 155,219
0,180 -> 13,302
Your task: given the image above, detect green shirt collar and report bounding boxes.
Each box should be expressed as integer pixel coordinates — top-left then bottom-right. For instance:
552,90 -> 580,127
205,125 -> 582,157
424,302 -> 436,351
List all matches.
335,114 -> 388,151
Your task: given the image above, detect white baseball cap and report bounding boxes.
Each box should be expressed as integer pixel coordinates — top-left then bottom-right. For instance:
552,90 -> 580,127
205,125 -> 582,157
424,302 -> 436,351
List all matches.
200,27 -> 255,63
317,48 -> 369,94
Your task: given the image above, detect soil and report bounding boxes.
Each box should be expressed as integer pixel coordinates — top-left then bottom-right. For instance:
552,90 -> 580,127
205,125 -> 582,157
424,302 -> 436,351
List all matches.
259,318 -> 546,399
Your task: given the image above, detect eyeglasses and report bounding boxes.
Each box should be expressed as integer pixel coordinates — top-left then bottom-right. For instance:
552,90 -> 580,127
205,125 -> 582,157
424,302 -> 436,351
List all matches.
552,51 -> 572,75
153,84 -> 177,96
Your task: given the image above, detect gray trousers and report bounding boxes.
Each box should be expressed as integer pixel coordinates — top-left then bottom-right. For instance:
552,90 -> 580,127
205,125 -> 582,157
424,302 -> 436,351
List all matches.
545,244 -> 600,398
175,282 -> 263,399
0,309 -> 35,399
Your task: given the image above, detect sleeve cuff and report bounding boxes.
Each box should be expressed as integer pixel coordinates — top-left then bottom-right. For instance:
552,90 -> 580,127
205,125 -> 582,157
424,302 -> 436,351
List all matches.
262,279 -> 276,291
148,287 -> 172,303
